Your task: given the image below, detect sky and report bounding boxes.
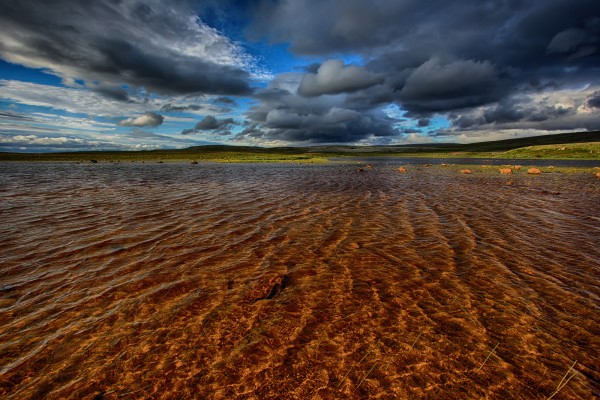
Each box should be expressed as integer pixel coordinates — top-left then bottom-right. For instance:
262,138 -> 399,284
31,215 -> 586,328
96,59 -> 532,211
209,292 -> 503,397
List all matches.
0,0 -> 599,152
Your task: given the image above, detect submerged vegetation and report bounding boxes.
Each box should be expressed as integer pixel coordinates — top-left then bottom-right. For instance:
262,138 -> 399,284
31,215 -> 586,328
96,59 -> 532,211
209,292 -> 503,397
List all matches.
1,131 -> 599,162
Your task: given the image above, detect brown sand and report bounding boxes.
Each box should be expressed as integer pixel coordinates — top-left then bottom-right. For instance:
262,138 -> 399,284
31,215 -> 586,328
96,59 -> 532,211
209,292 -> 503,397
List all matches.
0,162 -> 599,399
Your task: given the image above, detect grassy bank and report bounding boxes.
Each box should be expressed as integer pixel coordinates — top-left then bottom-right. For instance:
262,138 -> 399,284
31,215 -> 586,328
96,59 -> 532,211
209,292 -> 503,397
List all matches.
1,131 -> 599,162
0,149 -> 331,163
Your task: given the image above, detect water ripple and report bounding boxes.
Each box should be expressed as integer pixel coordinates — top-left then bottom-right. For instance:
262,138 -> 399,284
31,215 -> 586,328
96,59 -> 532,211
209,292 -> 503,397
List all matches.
0,162 -> 599,399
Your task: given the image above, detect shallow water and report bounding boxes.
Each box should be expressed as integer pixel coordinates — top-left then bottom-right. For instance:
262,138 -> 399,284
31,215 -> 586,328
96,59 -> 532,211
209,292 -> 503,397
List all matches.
331,157 -> 600,167
1,162 -> 599,399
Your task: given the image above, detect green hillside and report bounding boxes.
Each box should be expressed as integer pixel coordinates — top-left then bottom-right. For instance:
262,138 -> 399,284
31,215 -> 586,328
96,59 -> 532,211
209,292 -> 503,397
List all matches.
1,131 -> 599,162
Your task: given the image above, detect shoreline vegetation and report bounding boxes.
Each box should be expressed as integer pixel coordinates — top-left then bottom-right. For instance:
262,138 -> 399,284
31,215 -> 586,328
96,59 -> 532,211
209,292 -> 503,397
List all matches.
1,131 -> 599,163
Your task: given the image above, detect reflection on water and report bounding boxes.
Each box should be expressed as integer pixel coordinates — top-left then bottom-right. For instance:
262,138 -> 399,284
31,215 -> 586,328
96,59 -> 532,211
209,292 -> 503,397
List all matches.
1,162 -> 599,399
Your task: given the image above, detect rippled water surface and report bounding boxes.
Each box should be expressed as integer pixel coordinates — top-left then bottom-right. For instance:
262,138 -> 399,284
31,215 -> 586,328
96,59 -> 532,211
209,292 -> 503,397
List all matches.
1,162 -> 599,399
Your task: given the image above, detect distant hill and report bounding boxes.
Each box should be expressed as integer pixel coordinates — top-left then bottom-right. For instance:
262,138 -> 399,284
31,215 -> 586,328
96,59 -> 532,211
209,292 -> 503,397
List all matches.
453,131 -> 600,152
179,130 -> 600,154
297,131 -> 600,153
1,131 -> 599,161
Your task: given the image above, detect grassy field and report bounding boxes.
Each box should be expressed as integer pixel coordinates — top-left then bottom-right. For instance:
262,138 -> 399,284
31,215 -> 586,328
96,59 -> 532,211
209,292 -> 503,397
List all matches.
0,148 -> 331,163
1,131 -> 599,162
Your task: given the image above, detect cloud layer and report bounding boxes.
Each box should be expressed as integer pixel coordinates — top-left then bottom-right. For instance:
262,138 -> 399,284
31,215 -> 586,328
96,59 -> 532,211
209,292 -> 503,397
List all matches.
235,73 -> 399,145
0,0 -> 253,96
118,112 -> 164,127
245,0 -> 600,142
181,116 -> 236,135
1,0 -> 599,149
298,60 -> 383,97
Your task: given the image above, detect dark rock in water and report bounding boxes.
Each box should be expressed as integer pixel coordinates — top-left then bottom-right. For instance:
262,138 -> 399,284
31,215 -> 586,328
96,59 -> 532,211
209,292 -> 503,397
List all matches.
1,285 -> 16,292
243,273 -> 287,302
356,168 -> 364,172
540,190 -> 560,196
92,391 -> 107,400
191,160 -> 198,165
90,159 -> 98,163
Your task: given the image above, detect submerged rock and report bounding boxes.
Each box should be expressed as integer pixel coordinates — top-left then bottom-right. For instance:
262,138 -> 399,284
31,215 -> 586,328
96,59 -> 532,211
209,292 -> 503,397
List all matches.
0,285 -> 16,292
243,273 -> 287,302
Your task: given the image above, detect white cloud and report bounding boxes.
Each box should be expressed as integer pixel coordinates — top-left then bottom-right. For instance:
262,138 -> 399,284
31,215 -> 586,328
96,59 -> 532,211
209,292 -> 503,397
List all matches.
0,80 -> 143,117
30,113 -> 116,130
118,112 -> 164,127
0,135 -> 86,145
0,80 -> 239,120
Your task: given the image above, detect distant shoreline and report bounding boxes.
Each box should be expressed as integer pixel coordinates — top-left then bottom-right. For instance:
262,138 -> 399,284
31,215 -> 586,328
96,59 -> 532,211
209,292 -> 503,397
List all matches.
1,131 -> 599,162
1,145 -> 599,163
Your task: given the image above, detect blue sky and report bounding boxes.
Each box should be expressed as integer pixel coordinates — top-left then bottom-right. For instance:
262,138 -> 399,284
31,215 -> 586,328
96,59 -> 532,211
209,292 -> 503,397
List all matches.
0,0 -> 599,152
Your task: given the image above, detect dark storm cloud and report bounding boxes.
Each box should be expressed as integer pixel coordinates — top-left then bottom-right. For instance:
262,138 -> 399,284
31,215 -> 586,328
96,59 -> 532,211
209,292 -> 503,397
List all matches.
182,115 -> 236,135
449,113 -> 485,130
237,77 -> 400,144
195,116 -> 235,130
447,95 -> 600,132
250,0 -> 600,139
398,58 -> 503,113
237,108 -> 397,143
587,91 -> 600,108
89,85 -> 130,102
417,119 -> 430,127
297,60 -> 384,97
547,28 -> 588,53
250,0 -> 599,65
482,100 -> 575,125
0,0 -> 252,96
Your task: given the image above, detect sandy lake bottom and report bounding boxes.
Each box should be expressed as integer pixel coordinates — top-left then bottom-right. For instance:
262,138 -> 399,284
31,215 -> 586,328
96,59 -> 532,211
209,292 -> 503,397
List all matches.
1,161 -> 599,399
